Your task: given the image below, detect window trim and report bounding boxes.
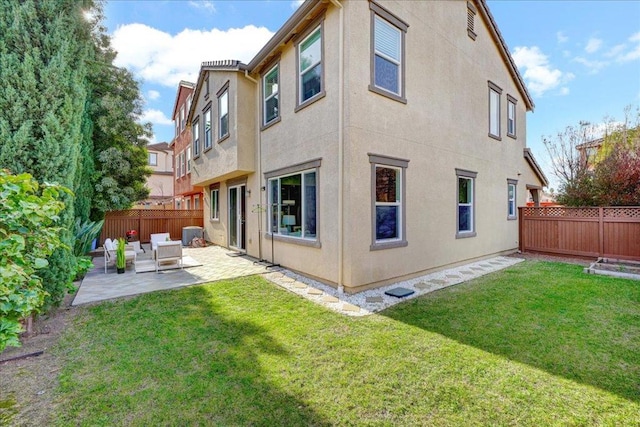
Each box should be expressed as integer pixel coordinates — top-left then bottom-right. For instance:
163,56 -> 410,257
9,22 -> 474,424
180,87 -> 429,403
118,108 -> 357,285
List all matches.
368,1 -> 408,104
217,81 -> 230,142
507,95 -> 517,139
264,158 -> 322,248
210,186 -> 220,221
369,153 -> 409,251
203,105 -> 213,151
262,61 -> 281,129
192,117 -> 200,159
295,19 -> 326,112
186,146 -> 192,173
180,151 -> 186,177
456,168 -> 477,238
180,106 -> 185,132
507,179 -> 518,220
488,81 -> 502,140
175,154 -> 180,179
148,152 -> 157,166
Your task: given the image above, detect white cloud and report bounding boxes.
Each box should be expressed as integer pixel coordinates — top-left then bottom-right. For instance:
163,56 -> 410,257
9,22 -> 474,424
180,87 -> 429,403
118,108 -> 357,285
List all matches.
559,87 -> 569,96
617,31 -> 640,62
140,109 -> 173,126
585,37 -> 603,54
556,31 -> 568,44
605,43 -> 626,58
188,1 -> 216,13
573,57 -> 608,74
291,0 -> 304,10
147,90 -> 160,100
112,24 -> 274,87
512,46 -> 574,97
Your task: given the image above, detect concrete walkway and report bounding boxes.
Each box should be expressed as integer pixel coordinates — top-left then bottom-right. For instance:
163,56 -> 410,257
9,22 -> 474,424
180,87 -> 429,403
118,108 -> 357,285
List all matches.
74,245 -> 524,317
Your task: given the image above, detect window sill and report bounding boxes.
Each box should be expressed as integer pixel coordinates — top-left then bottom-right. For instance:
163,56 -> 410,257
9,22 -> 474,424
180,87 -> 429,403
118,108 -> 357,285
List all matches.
507,133 -> 517,140
368,85 -> 407,104
217,134 -> 230,144
265,232 -> 321,248
488,133 -> 502,141
507,216 -> 517,221
456,231 -> 477,239
210,218 -> 220,223
370,239 -> 408,251
203,146 -> 213,153
261,116 -> 281,132
295,91 -> 326,113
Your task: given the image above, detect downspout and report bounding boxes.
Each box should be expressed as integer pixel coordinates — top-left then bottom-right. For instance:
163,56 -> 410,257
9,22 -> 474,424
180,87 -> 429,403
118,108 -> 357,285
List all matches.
242,70 -> 262,260
328,0 -> 344,293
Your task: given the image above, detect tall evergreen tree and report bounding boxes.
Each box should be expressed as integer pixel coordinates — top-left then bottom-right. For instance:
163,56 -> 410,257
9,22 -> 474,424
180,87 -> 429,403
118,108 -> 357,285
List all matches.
0,0 -> 92,306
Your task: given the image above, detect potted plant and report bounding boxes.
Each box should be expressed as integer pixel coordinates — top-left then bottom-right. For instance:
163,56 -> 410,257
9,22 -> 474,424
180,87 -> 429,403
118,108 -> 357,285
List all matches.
116,238 -> 126,274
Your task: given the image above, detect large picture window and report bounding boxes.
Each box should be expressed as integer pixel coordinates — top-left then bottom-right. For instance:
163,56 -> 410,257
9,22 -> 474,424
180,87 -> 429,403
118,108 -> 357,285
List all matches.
298,26 -> 323,106
218,89 -> 229,140
369,2 -> 408,102
204,108 -> 212,150
267,168 -> 318,241
263,64 -> 279,126
192,118 -> 200,157
456,169 -> 477,238
369,154 -> 408,250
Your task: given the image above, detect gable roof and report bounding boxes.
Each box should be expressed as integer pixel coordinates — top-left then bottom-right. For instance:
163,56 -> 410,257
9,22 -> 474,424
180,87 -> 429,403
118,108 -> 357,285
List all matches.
147,142 -> 171,152
171,80 -> 196,120
524,148 -> 549,187
474,0 -> 534,111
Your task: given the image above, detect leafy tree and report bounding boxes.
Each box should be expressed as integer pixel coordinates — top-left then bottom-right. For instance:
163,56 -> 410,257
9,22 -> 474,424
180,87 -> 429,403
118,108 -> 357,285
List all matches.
0,171 -> 71,352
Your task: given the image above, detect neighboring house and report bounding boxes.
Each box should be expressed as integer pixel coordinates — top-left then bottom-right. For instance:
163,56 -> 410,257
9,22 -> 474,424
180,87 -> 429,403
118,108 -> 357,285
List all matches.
138,142 -> 174,209
170,81 -> 203,210
576,137 -> 604,171
187,0 -> 548,293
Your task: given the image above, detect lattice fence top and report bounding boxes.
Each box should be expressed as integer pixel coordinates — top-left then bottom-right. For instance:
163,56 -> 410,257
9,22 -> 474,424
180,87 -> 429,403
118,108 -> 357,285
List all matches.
604,207 -> 640,218
106,209 -> 203,219
523,206 -> 640,219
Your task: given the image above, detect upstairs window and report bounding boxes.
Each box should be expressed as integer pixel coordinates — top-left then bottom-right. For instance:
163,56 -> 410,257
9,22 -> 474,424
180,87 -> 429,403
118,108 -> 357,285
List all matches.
192,118 -> 200,158
297,26 -> 323,106
148,152 -> 157,166
488,81 -> 502,140
186,94 -> 192,115
369,2 -> 408,102
263,63 -> 279,126
218,89 -> 229,140
204,108 -> 212,150
186,146 -> 192,173
180,106 -> 185,131
507,95 -> 517,138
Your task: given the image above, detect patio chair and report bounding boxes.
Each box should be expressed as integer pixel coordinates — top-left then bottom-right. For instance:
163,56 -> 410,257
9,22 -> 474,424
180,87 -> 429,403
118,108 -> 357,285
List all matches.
150,233 -> 171,256
103,238 -> 136,273
155,241 -> 183,273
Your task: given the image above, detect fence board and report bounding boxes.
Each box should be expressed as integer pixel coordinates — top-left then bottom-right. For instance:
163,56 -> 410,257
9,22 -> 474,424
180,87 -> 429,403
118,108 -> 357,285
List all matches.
100,209 -> 204,244
519,207 -> 640,260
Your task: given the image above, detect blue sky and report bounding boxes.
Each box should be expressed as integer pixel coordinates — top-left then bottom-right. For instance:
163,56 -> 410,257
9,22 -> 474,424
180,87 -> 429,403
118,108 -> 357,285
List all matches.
104,0 -> 640,189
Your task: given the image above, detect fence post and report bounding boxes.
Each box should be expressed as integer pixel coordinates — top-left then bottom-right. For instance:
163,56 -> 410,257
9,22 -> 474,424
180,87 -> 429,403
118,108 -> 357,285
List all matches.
598,207 -> 604,258
518,207 -> 524,252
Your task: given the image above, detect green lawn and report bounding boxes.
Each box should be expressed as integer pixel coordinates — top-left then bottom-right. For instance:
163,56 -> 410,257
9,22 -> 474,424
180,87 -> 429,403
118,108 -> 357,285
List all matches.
54,261 -> 639,426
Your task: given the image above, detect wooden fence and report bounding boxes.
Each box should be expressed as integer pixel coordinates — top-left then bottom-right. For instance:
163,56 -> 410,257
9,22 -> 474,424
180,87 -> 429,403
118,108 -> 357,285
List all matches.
519,206 -> 640,260
100,209 -> 204,244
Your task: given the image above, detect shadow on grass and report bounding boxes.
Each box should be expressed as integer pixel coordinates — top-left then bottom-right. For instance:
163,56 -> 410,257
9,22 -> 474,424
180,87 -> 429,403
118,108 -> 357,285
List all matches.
383,261 -> 640,402
57,280 -> 332,426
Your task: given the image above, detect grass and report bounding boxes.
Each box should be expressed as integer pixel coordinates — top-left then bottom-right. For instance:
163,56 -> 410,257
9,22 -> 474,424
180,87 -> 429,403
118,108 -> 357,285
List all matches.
53,261 -> 639,426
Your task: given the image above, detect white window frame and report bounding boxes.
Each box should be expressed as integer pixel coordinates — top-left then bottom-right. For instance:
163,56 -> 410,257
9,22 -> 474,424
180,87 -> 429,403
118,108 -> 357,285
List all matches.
186,146 -> 192,173
175,154 -> 180,179
210,188 -> 219,220
507,179 -> 517,220
218,89 -> 229,140
488,81 -> 502,140
148,152 -> 157,166
507,95 -> 517,138
456,169 -> 477,238
204,108 -> 212,150
296,25 -> 324,108
192,118 -> 200,158
180,106 -> 185,131
263,63 -> 279,126
180,152 -> 185,177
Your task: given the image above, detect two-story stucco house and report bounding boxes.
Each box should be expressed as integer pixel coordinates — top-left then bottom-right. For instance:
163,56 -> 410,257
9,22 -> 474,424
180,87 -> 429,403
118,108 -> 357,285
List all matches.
138,142 -> 175,209
170,81 -> 204,210
187,0 -> 548,293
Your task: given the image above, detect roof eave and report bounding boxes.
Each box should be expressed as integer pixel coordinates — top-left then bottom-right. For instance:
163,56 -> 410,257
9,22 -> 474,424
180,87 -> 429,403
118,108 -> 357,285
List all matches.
524,148 -> 549,187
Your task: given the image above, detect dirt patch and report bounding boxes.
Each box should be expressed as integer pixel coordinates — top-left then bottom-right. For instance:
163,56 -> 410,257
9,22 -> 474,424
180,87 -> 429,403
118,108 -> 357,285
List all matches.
0,290 -> 80,426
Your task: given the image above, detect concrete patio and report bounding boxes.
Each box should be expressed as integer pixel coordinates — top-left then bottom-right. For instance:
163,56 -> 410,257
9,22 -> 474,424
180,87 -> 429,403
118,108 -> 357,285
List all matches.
73,244 -> 271,305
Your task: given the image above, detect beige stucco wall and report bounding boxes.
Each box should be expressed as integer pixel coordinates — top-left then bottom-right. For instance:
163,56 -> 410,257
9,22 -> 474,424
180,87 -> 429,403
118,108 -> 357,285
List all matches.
147,149 -> 174,199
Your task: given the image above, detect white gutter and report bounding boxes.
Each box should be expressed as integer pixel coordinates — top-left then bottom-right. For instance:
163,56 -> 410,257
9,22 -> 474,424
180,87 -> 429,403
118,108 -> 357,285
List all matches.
328,0 -> 344,293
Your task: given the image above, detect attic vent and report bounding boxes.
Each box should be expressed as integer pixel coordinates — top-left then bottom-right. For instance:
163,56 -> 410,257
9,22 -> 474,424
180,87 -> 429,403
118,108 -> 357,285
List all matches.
467,2 -> 477,40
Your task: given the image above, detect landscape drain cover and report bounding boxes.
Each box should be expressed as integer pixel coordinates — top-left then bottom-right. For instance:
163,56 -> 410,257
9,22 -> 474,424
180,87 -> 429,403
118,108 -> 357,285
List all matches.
384,287 -> 415,298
